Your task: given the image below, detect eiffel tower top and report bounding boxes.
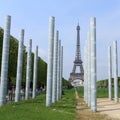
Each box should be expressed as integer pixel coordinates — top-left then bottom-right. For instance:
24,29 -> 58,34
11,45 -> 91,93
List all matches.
77,23 -> 80,30
74,23 -> 83,64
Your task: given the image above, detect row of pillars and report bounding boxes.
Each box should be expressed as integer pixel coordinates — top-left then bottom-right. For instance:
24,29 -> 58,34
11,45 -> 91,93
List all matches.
84,17 -> 119,112
46,16 -> 63,107
108,40 -> 119,103
0,15 -> 39,106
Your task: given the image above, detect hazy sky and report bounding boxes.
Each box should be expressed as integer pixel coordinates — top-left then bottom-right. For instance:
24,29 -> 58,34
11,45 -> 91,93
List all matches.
0,0 -> 120,80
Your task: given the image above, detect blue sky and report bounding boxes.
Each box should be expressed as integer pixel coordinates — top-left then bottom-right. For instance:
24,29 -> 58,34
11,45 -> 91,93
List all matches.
0,0 -> 120,80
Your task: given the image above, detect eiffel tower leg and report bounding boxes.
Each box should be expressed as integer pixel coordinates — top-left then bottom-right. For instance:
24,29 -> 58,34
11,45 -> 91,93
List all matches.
72,65 -> 76,73
80,64 -> 84,73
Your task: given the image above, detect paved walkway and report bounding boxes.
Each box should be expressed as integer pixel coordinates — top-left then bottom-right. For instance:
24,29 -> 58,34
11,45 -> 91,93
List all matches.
97,98 -> 120,120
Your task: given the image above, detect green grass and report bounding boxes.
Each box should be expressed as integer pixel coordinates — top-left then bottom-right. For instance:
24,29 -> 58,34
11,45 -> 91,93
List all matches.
1,87 -> 118,120
0,89 -> 76,120
75,87 -> 84,98
97,88 -> 109,98
76,87 -> 120,98
97,87 -> 120,98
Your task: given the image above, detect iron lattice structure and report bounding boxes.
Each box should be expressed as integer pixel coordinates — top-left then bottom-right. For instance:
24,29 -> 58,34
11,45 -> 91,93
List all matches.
69,24 -> 84,82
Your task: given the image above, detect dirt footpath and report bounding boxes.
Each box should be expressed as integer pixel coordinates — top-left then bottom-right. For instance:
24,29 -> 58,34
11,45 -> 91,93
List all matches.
75,90 -> 111,120
97,98 -> 120,120
75,89 -> 120,120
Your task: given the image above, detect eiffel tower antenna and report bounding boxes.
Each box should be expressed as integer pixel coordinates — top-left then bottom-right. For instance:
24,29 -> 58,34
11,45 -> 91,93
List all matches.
77,19 -> 79,25
69,24 -> 84,83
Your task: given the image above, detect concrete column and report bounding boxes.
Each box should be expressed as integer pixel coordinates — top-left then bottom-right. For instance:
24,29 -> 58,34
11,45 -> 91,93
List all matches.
25,39 -> 32,100
0,15 -> 11,106
108,46 -> 112,100
57,40 -> 61,101
60,46 -> 63,98
52,30 -> 58,103
113,40 -> 118,103
83,46 -> 86,101
87,32 -> 91,107
15,29 -> 24,102
90,17 -> 97,112
84,39 -> 88,103
59,45 -> 62,99
32,46 -> 38,98
46,16 -> 55,106
86,39 -> 89,103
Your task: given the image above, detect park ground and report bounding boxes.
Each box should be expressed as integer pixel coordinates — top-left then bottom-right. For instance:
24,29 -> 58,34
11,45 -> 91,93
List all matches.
76,88 -> 120,120
0,88 -> 120,120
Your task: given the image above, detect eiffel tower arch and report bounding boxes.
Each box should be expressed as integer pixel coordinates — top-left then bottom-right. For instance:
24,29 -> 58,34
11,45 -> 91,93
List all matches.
69,24 -> 84,84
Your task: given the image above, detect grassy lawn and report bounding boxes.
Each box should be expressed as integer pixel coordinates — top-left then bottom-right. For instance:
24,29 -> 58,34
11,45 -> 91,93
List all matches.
0,89 -> 76,120
76,87 -> 120,98
75,87 -> 84,98
97,87 -> 120,98
0,87 -> 119,120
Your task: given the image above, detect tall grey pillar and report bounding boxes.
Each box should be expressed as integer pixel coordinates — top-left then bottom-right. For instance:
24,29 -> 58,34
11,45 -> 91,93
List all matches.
83,46 -> 86,101
59,45 -> 62,99
25,39 -> 32,100
84,40 -> 88,103
0,15 -> 11,106
52,30 -> 58,103
15,29 -> 24,102
113,40 -> 118,103
90,17 -> 97,112
108,46 -> 112,100
60,46 -> 63,98
87,32 -> 91,107
57,40 -> 61,101
86,40 -> 89,103
32,46 -> 38,98
46,16 -> 55,106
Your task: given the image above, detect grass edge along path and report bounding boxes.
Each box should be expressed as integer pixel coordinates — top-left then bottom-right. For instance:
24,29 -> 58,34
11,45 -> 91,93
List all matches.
75,88 -> 114,120
0,89 -> 76,120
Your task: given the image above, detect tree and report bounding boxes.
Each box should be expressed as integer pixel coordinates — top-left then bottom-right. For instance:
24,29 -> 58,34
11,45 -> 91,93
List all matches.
0,28 -> 47,88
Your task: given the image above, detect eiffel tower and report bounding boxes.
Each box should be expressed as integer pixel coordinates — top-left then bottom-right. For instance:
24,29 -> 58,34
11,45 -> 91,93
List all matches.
69,24 -> 84,83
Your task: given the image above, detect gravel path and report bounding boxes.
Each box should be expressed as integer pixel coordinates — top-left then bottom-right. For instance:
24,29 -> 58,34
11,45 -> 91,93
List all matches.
75,89 -> 119,120
97,98 -> 120,120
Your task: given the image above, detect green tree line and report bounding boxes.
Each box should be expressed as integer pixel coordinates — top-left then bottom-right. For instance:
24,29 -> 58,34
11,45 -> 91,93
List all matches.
97,77 -> 120,87
62,77 -> 73,89
0,28 -> 47,89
